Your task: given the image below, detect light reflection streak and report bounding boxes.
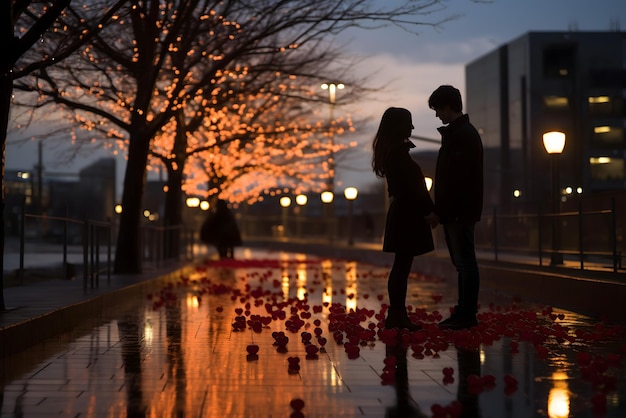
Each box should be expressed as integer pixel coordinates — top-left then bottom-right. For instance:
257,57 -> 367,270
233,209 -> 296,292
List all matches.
296,263 -> 307,300
143,313 -> 154,346
548,371 -> 570,418
321,259 -> 333,308
186,294 -> 200,309
345,261 -> 357,312
281,269 -> 290,300
321,362 -> 342,387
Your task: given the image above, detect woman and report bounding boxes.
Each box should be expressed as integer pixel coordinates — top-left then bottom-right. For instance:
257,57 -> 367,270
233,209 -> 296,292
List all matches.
372,107 -> 438,331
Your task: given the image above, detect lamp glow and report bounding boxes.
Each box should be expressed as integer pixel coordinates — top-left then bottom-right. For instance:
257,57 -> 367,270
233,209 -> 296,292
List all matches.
424,177 -> 433,191
295,194 -> 308,205
186,197 -> 200,208
279,196 -> 292,208
543,131 -> 566,154
343,187 -> 358,201
321,191 -> 334,203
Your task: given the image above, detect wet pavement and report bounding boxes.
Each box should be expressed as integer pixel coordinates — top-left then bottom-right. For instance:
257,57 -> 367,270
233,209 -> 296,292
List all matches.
1,248 -> 625,417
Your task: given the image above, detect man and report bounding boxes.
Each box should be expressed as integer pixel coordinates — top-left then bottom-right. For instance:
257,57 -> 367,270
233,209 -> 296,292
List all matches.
429,85 -> 484,330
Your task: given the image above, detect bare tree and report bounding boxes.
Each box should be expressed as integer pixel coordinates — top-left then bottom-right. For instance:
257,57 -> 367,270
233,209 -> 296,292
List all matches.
149,40 -> 361,237
0,0 -> 124,310
14,0 -> 450,274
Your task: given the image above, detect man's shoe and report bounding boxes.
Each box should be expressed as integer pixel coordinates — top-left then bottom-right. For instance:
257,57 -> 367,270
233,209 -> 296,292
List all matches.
438,306 -> 460,327
439,316 -> 478,331
438,315 -> 457,327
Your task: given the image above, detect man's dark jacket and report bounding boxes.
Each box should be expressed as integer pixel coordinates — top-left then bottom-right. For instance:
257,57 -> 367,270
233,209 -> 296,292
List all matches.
434,114 -> 483,223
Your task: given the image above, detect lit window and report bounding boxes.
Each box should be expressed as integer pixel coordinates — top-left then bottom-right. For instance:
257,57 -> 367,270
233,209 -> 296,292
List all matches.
590,157 -> 612,164
590,157 -> 625,181
544,96 -> 569,108
594,126 -> 611,134
588,96 -> 610,104
591,126 -> 623,146
588,95 -> 622,116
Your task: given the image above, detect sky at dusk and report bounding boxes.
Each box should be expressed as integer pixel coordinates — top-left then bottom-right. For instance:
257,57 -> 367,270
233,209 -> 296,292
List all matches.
335,0 -> 626,192
6,0 -> 626,198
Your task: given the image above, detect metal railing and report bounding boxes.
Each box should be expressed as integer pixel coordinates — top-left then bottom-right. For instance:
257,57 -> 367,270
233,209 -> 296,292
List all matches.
477,202 -> 621,272
18,210 -> 114,288
13,205 -> 195,289
238,200 -> 623,273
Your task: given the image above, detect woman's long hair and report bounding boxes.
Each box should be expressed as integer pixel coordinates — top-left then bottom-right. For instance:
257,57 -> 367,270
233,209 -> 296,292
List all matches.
371,107 -> 412,177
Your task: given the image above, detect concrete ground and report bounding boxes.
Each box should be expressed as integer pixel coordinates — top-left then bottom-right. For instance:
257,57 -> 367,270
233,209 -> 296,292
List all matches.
1,244 -> 625,417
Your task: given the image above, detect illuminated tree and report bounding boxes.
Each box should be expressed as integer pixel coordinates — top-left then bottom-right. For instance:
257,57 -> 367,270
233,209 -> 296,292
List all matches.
14,0 -> 450,274
148,44 -> 360,257
0,0 -> 124,310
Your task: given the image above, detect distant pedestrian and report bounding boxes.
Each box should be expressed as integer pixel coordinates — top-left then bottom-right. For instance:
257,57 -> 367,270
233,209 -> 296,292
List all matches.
372,107 -> 438,331
200,199 -> 243,259
429,85 -> 484,330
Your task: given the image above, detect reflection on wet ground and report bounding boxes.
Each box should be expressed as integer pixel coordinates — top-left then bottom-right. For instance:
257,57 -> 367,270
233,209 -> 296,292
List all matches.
1,249 -> 625,417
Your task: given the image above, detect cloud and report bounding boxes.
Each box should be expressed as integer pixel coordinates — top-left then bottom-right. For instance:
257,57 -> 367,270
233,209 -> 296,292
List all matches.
346,52 -> 464,139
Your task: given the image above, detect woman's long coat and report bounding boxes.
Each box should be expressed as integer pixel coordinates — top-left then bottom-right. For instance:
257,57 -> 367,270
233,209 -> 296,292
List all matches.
382,141 -> 435,255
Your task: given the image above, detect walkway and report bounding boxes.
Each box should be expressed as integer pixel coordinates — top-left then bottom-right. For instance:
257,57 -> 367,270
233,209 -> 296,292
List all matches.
1,247 -> 625,417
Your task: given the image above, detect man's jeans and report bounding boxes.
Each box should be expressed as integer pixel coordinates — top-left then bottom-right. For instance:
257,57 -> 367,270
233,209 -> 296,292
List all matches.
443,222 -> 480,316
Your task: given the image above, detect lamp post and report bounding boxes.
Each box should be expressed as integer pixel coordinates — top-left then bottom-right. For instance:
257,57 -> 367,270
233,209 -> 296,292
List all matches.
543,131 -> 566,266
320,191 -> 334,243
295,194 -> 308,237
320,83 -> 345,180
321,83 -> 344,243
343,187 -> 358,245
279,196 -> 291,238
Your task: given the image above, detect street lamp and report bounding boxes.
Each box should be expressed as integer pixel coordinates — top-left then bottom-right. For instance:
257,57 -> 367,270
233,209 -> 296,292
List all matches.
295,194 -> 308,206
343,187 -> 358,245
320,191 -> 334,204
321,83 -> 344,243
279,196 -> 292,237
320,82 -> 344,193
186,197 -> 200,208
543,131 -> 566,266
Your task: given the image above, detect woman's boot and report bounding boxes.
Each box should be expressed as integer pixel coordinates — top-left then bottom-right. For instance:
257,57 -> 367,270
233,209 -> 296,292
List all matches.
385,307 -> 421,331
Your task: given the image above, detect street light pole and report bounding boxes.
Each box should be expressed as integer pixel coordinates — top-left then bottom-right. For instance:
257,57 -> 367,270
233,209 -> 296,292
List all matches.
295,194 -> 307,237
320,191 -> 334,243
321,82 -> 344,244
279,196 -> 291,238
344,187 -> 358,245
543,131 -> 566,266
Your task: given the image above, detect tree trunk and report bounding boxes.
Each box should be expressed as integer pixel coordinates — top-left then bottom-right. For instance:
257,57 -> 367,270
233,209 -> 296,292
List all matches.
0,63 -> 11,311
163,163 -> 184,259
114,132 -> 151,274
161,110 -> 189,259
0,0 -> 14,310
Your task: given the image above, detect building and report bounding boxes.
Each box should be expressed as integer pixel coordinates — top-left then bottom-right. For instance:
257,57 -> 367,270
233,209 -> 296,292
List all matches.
4,158 -> 117,242
465,31 -> 626,213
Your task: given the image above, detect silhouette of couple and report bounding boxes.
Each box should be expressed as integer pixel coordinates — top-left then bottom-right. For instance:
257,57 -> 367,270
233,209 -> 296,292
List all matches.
372,85 -> 484,332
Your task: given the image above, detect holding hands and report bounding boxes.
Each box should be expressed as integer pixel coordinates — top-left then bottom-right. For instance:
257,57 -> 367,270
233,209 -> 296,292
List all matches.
425,212 -> 439,228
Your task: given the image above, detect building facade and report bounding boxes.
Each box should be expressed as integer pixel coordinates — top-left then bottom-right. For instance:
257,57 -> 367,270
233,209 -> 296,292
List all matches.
466,31 -> 626,213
